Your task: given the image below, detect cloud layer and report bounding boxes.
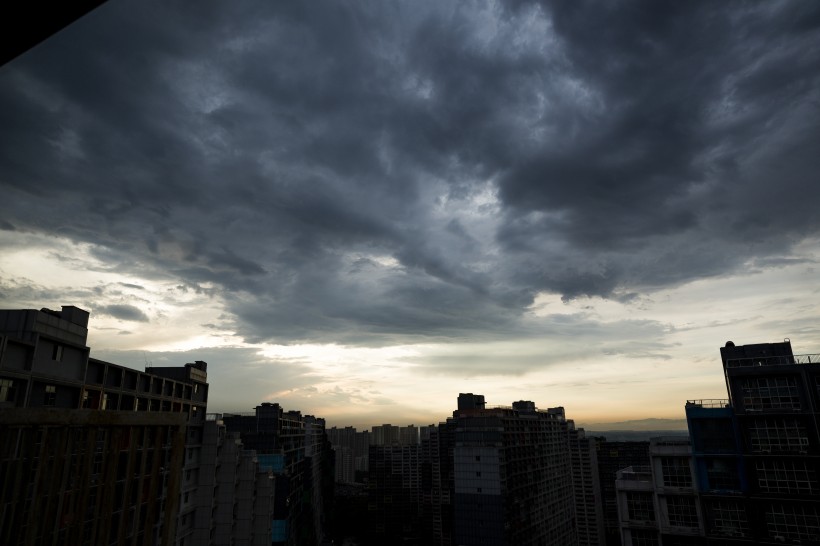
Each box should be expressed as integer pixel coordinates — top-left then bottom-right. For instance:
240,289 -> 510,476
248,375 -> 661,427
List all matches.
2,0 -> 820,352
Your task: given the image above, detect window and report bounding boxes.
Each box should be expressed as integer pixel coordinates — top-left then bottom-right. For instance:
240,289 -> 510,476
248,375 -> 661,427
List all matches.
630,530 -> 659,546
708,500 -> 749,537
52,344 -> 63,361
626,492 -> 655,522
766,503 -> 820,542
0,379 -> 16,402
666,496 -> 699,528
705,458 -> 740,490
661,458 -> 692,487
748,418 -> 809,453
44,385 -> 57,406
756,459 -> 817,495
742,376 -> 801,411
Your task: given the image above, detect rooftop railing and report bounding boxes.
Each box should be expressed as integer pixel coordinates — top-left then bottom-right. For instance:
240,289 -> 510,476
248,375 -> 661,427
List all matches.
685,399 -> 731,408
725,353 -> 820,368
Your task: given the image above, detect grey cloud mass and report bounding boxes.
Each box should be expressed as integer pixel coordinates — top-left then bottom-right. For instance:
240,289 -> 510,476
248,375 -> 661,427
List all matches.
95,304 -> 150,323
2,0 -> 820,346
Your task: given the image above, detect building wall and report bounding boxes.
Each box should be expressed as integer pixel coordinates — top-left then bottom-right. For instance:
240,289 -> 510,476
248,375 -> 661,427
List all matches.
0,409 -> 186,546
596,440 -> 651,546
0,306 -> 208,546
685,340 -> 820,544
568,425 -> 605,546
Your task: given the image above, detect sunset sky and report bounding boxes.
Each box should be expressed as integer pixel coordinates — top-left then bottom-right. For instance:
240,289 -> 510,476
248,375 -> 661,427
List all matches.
2,1 -> 820,429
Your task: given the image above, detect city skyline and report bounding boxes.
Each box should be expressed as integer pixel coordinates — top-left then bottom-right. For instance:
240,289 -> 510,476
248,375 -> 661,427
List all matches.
2,1 -> 820,429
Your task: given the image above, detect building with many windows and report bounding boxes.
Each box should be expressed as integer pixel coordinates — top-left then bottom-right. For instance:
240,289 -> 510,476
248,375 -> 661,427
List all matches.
0,306 -> 208,546
567,422 -> 605,546
596,440 -> 651,545
222,403 -> 332,546
617,339 -> 820,545
685,340 -> 820,544
451,395 -> 578,546
615,437 -> 702,546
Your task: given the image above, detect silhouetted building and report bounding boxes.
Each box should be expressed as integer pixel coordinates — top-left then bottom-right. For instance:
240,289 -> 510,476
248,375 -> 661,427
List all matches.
685,340 -> 820,544
616,339 -> 820,545
567,422 -> 606,545
0,306 -> 208,546
420,422 -> 454,546
400,424 -> 420,446
190,416 -> 275,545
451,396 -> 578,546
615,437 -> 701,546
328,426 -> 371,481
371,424 -> 400,446
223,403 -> 331,546
596,440 -> 651,545
368,443 -> 421,543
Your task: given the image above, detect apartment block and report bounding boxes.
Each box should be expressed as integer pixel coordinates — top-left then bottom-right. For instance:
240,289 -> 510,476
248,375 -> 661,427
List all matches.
189,417 -> 275,546
596,440 -> 650,545
367,443 -> 421,543
0,306 -> 207,546
222,403 -> 332,546
615,437 -> 702,546
451,395 -> 578,546
685,340 -> 820,544
567,422 -> 605,546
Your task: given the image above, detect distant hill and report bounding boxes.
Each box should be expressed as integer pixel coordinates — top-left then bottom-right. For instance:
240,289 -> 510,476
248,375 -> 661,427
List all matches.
578,417 -> 688,431
585,430 -> 689,442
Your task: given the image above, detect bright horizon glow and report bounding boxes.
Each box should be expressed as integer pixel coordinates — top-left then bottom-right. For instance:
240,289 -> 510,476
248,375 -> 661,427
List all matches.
4,230 -> 818,430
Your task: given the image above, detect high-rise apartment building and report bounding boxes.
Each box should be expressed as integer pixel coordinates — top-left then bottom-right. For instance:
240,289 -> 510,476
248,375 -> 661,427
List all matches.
367,443 -> 421,543
0,306 -> 208,546
567,422 -> 606,546
451,395 -> 578,546
371,424 -> 400,446
189,417 -> 275,545
328,426 -> 370,482
419,422 -> 454,546
596,440 -> 651,545
685,340 -> 820,544
616,339 -> 820,545
615,437 -> 701,546
222,403 -> 332,546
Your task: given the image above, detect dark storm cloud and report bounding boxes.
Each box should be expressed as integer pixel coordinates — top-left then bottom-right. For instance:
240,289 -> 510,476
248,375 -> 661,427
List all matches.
2,1 -> 819,345
95,304 -> 150,322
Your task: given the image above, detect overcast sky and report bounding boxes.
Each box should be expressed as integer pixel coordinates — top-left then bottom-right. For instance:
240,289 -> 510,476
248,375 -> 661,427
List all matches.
2,1 -> 820,429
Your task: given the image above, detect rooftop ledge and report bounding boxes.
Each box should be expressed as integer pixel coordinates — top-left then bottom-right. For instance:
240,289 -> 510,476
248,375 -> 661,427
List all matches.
686,399 -> 730,408
725,353 -> 820,368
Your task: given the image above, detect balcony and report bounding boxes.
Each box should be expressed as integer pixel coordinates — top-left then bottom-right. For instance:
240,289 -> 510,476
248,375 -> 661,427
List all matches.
615,466 -> 653,491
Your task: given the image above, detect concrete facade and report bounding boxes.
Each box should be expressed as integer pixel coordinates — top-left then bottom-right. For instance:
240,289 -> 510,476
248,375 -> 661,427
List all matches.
0,306 -> 207,546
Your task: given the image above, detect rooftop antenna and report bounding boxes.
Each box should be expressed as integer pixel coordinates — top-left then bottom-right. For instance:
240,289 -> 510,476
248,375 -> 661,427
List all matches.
143,352 -> 152,369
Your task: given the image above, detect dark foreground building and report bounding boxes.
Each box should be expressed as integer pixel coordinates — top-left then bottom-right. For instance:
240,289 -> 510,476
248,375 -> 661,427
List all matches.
616,339 -> 820,545
0,306 -> 208,546
685,339 -> 820,545
223,403 -> 333,546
